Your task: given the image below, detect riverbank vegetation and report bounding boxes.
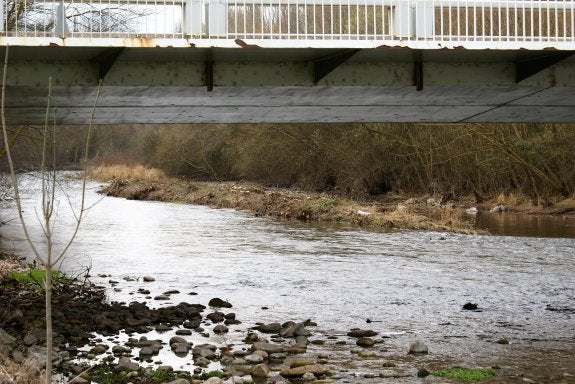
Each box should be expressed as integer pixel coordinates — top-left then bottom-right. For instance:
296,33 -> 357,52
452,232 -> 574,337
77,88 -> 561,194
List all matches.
4,123 -> 575,204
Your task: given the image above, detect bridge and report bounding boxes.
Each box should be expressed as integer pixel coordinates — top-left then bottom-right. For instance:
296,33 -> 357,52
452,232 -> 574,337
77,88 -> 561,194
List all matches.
1,0 -> 574,124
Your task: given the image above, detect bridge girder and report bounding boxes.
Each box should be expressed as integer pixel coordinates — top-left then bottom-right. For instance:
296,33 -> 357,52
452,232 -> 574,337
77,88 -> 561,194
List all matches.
1,46 -> 575,124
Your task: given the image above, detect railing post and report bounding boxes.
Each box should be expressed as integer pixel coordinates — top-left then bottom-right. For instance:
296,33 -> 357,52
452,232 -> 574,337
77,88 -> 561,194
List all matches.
183,0 -> 204,35
206,0 -> 228,37
0,0 -> 4,33
393,1 -> 414,38
414,1 -> 434,39
55,1 -> 69,37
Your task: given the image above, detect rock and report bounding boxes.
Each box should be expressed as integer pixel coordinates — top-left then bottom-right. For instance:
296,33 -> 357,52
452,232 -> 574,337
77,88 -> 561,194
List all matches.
214,325 -> 229,334
252,363 -> 270,377
175,329 -> 192,336
116,356 -> 140,371
169,336 -> 188,346
0,328 -> 17,354
208,298 -> 233,308
244,353 -> 264,364
183,318 -> 203,329
194,356 -> 210,367
465,207 -> 478,215
280,365 -> 327,378
490,205 -> 506,213
356,337 -> 374,348
269,353 -> 287,363
143,275 -> 155,282
280,321 -> 311,338
417,368 -> 430,377
112,345 -> 131,354
166,380 -> 190,384
139,347 -> 154,355
23,333 -> 39,346
295,335 -> 309,346
408,340 -> 429,355
256,322 -> 282,334
90,344 -> 108,354
193,344 -> 217,359
207,312 -> 225,323
155,324 -> 172,332
290,358 -> 315,368
463,302 -> 478,310
154,295 -> 170,300
497,338 -> 510,345
347,329 -> 378,338
173,344 -> 189,355
302,372 -> 316,381
204,378 -> 223,384
252,342 -> 285,354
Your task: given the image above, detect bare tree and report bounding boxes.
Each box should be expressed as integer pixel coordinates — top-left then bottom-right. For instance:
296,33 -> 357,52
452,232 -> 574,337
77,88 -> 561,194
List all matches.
1,45 -> 101,384
4,0 -> 152,34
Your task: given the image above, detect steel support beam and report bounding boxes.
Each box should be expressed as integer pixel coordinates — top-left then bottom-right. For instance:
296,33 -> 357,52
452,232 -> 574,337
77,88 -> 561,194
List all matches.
516,52 -> 574,83
92,48 -> 124,82
313,49 -> 359,85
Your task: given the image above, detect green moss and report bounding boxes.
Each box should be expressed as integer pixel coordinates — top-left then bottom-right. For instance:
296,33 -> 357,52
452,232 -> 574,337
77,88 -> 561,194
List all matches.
8,269 -> 64,285
433,368 -> 496,381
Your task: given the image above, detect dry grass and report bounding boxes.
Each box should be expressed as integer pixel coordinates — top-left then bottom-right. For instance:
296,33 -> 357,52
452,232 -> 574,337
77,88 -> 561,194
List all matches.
495,192 -> 531,207
88,164 -> 166,182
0,354 -> 45,384
0,253 -> 22,278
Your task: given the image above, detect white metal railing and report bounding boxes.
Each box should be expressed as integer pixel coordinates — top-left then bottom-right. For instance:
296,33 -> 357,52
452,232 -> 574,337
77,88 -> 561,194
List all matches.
1,0 -> 574,49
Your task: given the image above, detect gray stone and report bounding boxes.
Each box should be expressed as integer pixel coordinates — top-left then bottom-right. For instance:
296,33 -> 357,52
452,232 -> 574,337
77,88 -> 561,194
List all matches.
139,347 -> 154,355
302,372 -> 316,381
252,342 -> 284,354
194,356 -> 210,367
356,337 -> 375,347
169,336 -> 188,346
173,344 -> 189,355
208,297 -> 233,308
165,380 -> 190,384
214,325 -> 229,334
252,363 -> 270,377
142,275 -> 155,282
154,295 -> 170,300
207,312 -> 225,323
155,324 -> 172,332
91,344 -> 108,354
256,322 -> 282,334
408,340 -> 429,355
244,353 -> 264,364
347,328 -> 378,338
204,377 -> 223,384
280,365 -> 327,378
116,356 -> 140,371
175,329 -> 192,336
23,334 -> 39,346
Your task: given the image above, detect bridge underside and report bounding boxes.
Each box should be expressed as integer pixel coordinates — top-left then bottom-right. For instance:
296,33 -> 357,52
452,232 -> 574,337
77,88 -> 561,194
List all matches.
2,46 -> 575,124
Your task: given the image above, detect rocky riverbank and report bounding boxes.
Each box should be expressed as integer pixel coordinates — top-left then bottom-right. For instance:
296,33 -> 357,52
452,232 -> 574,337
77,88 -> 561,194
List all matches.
0,254 -> 442,384
2,251 -> 574,384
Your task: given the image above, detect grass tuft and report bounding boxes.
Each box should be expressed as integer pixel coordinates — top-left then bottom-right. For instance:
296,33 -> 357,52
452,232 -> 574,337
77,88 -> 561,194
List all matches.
433,367 -> 496,381
88,164 -> 166,182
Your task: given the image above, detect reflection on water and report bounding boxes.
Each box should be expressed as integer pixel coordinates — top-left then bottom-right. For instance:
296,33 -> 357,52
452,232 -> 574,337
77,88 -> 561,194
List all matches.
474,212 -> 575,238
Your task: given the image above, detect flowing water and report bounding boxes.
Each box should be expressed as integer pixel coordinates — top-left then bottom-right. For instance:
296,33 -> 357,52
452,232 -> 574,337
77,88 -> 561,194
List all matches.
1,174 -> 574,382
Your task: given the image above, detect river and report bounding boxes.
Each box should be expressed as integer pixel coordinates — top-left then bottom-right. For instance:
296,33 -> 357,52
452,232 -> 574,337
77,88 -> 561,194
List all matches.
1,174 -> 574,382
